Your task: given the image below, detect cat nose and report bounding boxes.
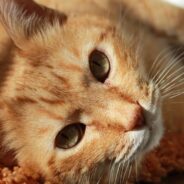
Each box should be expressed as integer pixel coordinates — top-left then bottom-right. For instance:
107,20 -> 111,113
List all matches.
125,103 -> 145,131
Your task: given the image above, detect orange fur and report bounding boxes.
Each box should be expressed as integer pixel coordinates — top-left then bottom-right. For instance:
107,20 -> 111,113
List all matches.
0,0 -> 183,183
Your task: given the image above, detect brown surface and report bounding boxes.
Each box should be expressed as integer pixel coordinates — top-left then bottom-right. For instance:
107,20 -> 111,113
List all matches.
138,133 -> 184,183
162,173 -> 184,184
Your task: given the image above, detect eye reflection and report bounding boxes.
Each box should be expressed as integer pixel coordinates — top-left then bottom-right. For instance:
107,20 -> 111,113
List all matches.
89,50 -> 110,82
55,123 -> 86,149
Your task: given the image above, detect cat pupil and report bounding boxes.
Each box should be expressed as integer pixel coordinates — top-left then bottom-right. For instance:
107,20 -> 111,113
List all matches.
89,50 -> 110,82
55,123 -> 86,149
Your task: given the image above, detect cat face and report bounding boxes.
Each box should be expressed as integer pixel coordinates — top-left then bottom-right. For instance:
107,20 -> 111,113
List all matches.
0,0 -> 163,183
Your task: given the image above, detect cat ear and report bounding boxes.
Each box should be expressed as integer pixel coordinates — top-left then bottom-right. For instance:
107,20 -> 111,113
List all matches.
0,0 -> 67,49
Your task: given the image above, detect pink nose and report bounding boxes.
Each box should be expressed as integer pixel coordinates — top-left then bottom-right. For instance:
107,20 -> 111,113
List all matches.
125,103 -> 145,131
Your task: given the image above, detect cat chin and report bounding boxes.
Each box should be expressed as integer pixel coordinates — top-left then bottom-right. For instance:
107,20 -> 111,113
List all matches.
141,103 -> 164,153
115,114 -> 164,164
132,111 -> 164,158
114,128 -> 148,163
143,118 -> 164,153
136,85 -> 164,153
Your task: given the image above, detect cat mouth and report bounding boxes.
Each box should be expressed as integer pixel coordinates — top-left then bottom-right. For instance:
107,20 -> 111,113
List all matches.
115,127 -> 150,164
116,114 -> 163,165
129,127 -> 151,157
130,119 -> 163,158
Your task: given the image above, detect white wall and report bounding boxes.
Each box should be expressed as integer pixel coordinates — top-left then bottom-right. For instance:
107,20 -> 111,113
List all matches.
162,0 -> 184,8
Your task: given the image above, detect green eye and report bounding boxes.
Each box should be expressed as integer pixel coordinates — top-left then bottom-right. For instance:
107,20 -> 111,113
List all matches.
89,50 -> 110,82
55,123 -> 86,149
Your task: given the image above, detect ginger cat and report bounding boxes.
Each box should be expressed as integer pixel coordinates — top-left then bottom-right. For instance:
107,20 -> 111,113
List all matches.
0,0 -> 183,183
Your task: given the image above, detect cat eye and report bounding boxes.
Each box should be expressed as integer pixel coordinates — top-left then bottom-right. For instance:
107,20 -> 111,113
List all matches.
89,50 -> 110,82
55,123 -> 86,149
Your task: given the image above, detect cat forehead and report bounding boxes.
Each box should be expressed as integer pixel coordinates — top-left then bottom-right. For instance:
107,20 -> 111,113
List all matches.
30,15 -> 119,58
61,22 -> 116,50
44,15 -> 117,43
67,15 -> 115,29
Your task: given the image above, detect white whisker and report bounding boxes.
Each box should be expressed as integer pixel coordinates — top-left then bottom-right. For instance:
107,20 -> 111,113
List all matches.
160,72 -> 184,93
114,162 -> 121,184
122,160 -> 130,184
158,61 -> 184,87
169,101 -> 184,104
126,162 -> 133,184
151,46 -> 184,82
157,61 -> 184,90
155,53 -> 184,87
163,89 -> 184,98
149,47 -> 170,78
161,80 -> 184,94
170,91 -> 184,98
119,161 -> 125,184
109,160 -> 115,184
151,51 -> 172,82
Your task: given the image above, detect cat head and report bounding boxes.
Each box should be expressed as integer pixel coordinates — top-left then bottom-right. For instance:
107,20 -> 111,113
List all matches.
0,0 -> 163,183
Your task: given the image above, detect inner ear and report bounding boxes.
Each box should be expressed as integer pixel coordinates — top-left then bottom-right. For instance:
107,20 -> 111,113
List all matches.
0,0 -> 67,48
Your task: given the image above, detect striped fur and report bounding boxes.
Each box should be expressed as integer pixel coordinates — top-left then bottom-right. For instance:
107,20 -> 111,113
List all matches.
0,0 -> 183,183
